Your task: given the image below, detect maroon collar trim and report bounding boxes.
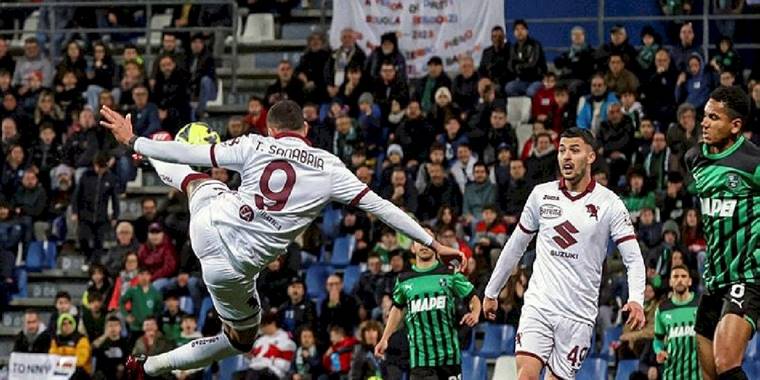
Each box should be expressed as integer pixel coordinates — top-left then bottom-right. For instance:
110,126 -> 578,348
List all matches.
274,132 -> 312,146
558,178 -> 596,202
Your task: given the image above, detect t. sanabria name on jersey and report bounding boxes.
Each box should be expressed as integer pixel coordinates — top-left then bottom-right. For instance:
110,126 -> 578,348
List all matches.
259,141 -> 325,170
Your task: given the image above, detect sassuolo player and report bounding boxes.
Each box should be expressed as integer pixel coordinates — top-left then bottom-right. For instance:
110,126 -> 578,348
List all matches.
483,128 -> 646,380
98,101 -> 465,379
685,87 -> 760,380
375,227 -> 481,380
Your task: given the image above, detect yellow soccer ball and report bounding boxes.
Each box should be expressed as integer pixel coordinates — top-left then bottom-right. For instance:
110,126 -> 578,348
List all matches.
175,122 -> 221,145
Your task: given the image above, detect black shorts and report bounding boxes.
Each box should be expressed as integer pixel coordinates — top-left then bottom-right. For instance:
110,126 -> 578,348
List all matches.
409,365 -> 461,380
695,282 -> 760,339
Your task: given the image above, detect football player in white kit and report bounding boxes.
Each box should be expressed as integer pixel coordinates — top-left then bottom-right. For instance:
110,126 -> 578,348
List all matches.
483,128 -> 646,380
98,101 -> 465,379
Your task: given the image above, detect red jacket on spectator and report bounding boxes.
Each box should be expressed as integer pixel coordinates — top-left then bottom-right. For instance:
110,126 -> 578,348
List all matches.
531,86 -> 556,121
243,107 -> 268,136
138,236 -> 177,281
322,336 -> 358,375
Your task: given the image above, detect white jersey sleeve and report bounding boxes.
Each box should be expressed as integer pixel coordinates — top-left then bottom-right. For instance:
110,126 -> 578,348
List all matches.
132,134 -> 261,171
518,187 -> 541,233
330,162 -> 434,246
609,197 -> 646,307
209,135 -> 261,172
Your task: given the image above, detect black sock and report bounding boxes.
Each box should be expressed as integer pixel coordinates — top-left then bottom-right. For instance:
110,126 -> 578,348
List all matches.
718,366 -> 748,380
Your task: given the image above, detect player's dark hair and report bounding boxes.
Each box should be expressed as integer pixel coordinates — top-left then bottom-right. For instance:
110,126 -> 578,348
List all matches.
670,264 -> 690,275
560,127 -> 596,148
709,86 -> 750,123
267,100 -> 304,131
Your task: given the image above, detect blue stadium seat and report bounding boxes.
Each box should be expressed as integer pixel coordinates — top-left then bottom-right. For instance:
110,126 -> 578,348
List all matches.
25,241 -> 44,272
13,268 -> 27,299
477,323 -> 516,358
320,206 -> 342,240
745,334 -> 759,360
615,359 -> 639,380
179,296 -> 194,315
306,264 -> 330,301
342,265 -> 361,294
197,297 -> 214,329
461,354 -> 488,380
600,325 -> 623,360
744,361 -> 760,380
41,241 -> 57,269
578,357 -> 608,379
218,354 -> 248,380
331,236 -> 354,267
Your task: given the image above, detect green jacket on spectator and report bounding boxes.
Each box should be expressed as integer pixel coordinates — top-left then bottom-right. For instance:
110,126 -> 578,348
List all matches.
119,284 -> 162,332
463,181 -> 497,220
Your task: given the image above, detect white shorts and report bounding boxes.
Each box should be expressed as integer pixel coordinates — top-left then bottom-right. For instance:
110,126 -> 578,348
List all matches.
188,180 -> 261,330
515,305 -> 594,380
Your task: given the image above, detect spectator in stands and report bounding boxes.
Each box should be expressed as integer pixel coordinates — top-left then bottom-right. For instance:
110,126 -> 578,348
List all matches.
12,38 -> 53,89
243,96 -> 267,136
594,25 -> 638,73
0,70 -> 13,99
620,89 -> 643,128
597,102 -> 636,188
82,263 -> 112,308
577,74 -> 619,135
462,162 -> 497,224
474,205 -> 509,247
18,71 -> 45,115
151,32 -> 187,82
49,313 -> 92,378
520,121 -> 553,161
333,114 -> 361,165
116,61 -> 146,111
485,107 -> 518,164
129,84 -> 161,137
49,290 -> 79,336
320,274 -> 359,341
373,60 -> 410,120
131,316 -> 173,358
366,32 -> 407,83
133,197 -> 161,243
505,20 -> 547,97
662,172 -> 695,224
675,53 -> 716,110
246,312 -> 296,380
549,85 -> 576,133
1,117 -> 20,155
176,315 -> 202,348
187,33 -> 217,119
681,208 -> 706,256
349,320 -> 384,379
429,87 -> 461,137
108,251 -> 139,312
101,221 -> 138,277
478,26 -> 512,92
354,254 -> 387,314
92,315 -> 130,380
13,169 -> 47,233
492,268 -> 527,326
292,327 -> 322,380
138,222 -> 177,286
393,100 -> 433,166
72,153 -> 119,260
56,69 -> 85,117
667,102 -> 699,158
623,168 -> 657,220
605,53 -> 640,95
258,256 -> 297,311
357,93 -> 384,157
415,56 -> 452,114
152,54 -> 192,134
468,78 -> 499,133
749,83 -> 760,140
78,291 -> 106,340
449,143 -> 476,193
642,49 -> 678,126
637,207 -> 663,252
326,28 -> 367,99
452,55 -> 480,116
337,65 -> 372,119
277,275 -> 317,335
29,123 -> 63,189
414,142 -> 446,193
670,22 -> 701,72
636,26 -> 662,78
381,166 -> 418,213
12,310 -> 52,353
1,145 -> 28,198
644,131 -> 677,193
372,229 -> 400,264
718,70 -> 738,90
554,26 -> 594,94
266,59 -> 305,106
322,325 -> 359,379
617,281 -> 657,359
490,142 -> 512,187
710,36 -> 743,79
296,32 -> 330,104
524,133 -> 558,186
647,221 -> 684,287
418,163 -> 462,221
54,41 -> 87,91
499,160 -> 533,229
84,41 -> 116,110
161,291 -> 184,344
531,72 -> 557,123
120,267 -> 163,335
0,37 -> 14,74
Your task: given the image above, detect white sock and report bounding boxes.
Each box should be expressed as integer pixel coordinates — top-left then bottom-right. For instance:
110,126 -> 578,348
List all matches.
143,333 -> 244,375
148,158 -> 206,192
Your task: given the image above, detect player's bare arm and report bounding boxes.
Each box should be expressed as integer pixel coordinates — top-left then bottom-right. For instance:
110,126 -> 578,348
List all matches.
375,306 -> 403,358
460,295 -> 481,327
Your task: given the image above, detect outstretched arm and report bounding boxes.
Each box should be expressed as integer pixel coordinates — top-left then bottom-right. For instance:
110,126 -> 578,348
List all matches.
484,225 -> 535,299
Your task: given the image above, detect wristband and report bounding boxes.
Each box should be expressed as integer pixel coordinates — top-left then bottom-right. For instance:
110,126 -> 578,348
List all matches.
128,135 -> 139,150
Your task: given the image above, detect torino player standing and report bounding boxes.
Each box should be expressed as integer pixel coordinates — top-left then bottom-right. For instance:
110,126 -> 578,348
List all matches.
98,101 -> 465,379
483,128 -> 646,380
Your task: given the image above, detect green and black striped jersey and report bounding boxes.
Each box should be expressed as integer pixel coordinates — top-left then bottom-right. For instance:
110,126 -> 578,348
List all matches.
392,262 -> 475,368
653,294 -> 700,380
685,136 -> 760,290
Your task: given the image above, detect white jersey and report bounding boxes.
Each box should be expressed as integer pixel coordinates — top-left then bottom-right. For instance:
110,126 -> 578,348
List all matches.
134,132 -> 433,275
516,179 -> 638,325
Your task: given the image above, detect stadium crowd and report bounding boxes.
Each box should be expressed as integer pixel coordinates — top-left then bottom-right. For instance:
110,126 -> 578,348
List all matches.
1,2 -> 760,379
